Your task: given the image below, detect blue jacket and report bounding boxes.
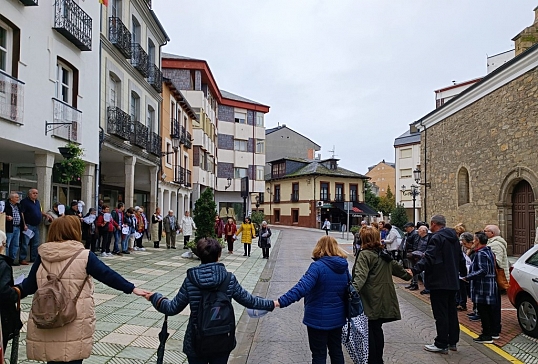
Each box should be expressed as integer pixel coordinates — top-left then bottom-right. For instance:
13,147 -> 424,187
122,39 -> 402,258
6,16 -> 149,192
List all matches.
278,256 -> 349,330
466,246 -> 498,305
150,262 -> 274,357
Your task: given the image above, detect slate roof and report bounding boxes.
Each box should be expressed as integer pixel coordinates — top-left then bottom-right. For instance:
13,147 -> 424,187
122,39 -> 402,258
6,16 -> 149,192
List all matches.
394,129 -> 421,147
268,158 -> 368,180
265,125 -> 321,149
220,90 -> 266,106
162,53 -> 204,61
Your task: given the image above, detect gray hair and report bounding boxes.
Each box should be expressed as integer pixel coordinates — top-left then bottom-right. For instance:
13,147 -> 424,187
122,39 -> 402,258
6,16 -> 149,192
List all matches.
262,221 -> 268,226
460,232 -> 474,243
485,225 -> 500,236
431,214 -> 446,227
418,226 -> 428,233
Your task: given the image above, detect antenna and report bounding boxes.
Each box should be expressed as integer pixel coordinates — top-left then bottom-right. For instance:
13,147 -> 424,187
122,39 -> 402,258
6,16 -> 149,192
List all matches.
328,145 -> 337,158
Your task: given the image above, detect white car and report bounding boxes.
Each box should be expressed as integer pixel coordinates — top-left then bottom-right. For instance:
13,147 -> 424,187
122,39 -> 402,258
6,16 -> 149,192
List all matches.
508,245 -> 538,337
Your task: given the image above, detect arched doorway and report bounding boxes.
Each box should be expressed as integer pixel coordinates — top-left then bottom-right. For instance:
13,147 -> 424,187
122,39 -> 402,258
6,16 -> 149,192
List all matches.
512,180 -> 536,255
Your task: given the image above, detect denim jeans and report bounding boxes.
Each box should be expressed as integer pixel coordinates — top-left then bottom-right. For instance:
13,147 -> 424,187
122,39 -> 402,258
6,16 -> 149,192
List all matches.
6,226 -> 21,260
121,233 -> 130,252
22,224 -> 40,261
306,326 -> 345,364
113,229 -> 122,253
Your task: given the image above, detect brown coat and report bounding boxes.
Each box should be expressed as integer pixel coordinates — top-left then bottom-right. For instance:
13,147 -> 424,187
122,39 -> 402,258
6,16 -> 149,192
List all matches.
26,240 -> 95,362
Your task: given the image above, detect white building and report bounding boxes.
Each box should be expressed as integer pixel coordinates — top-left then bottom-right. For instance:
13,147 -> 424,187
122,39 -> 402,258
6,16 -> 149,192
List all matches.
98,0 -> 169,213
1,0 -> 100,211
394,130 -> 421,223
487,49 -> 515,74
434,78 -> 482,109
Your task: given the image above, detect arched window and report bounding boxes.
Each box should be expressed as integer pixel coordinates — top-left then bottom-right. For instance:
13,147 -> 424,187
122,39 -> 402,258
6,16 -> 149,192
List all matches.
457,167 -> 470,206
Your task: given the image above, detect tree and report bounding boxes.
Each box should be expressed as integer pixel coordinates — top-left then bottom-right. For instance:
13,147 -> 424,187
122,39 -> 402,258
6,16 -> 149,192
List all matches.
390,203 -> 408,229
364,181 -> 380,211
250,210 -> 265,229
378,185 -> 396,215
193,188 -> 217,241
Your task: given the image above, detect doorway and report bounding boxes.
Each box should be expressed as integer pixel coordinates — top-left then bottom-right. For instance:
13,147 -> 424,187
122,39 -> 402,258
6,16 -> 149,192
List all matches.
512,180 -> 536,255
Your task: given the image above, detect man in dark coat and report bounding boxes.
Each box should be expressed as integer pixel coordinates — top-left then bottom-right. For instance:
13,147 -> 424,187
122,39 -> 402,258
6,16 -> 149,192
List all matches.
409,214 -> 467,354
403,222 -> 420,290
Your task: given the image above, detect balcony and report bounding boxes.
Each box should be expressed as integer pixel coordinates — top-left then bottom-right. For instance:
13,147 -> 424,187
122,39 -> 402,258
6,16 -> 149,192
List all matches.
291,192 -> 299,202
185,131 -> 192,149
147,131 -> 162,156
52,98 -> 82,142
185,169 -> 192,187
53,0 -> 92,51
171,118 -> 180,139
19,0 -> 38,6
108,17 -> 132,58
0,70 -> 25,124
334,194 -> 345,202
131,43 -> 149,77
130,121 -> 148,149
147,63 -> 163,93
107,106 -> 131,140
320,193 -> 330,202
273,195 -> 281,203
173,165 -> 185,184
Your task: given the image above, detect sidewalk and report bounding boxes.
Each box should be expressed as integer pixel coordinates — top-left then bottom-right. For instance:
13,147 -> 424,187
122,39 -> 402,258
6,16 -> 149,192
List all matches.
4,231 -> 279,364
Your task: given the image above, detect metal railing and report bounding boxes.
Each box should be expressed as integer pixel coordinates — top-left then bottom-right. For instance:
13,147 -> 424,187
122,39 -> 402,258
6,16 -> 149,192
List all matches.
131,43 -> 149,77
147,63 -> 163,93
52,98 -> 82,142
53,0 -> 92,51
171,118 -> 180,140
130,121 -> 148,149
106,106 -> 131,140
108,17 -> 132,58
179,125 -> 186,144
273,194 -> 281,203
186,169 -> 192,187
19,0 -> 38,6
147,131 -> 162,156
0,70 -> 25,124
291,192 -> 299,202
185,131 -> 192,149
334,194 -> 345,202
174,165 -> 185,184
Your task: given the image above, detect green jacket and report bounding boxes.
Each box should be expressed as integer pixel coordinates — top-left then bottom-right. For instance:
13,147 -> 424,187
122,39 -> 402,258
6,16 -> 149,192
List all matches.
352,249 -> 412,321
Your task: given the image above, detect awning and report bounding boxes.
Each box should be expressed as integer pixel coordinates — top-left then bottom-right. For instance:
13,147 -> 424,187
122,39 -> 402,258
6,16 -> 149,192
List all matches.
333,202 -> 380,217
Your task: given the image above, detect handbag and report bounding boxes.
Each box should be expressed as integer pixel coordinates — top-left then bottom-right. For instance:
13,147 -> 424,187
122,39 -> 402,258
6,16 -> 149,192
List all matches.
342,313 -> 369,363
347,282 -> 363,318
495,262 -> 509,291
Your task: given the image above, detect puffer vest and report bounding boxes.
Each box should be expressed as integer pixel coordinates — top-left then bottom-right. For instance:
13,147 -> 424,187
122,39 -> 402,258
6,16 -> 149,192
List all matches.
26,241 -> 96,362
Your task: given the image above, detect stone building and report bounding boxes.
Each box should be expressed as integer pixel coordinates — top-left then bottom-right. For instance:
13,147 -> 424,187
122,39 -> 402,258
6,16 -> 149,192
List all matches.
414,8 -> 538,255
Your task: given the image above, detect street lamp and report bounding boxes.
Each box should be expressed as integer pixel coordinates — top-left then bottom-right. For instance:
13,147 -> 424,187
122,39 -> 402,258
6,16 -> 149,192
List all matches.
255,195 -> 260,211
401,184 -> 420,225
413,168 -> 431,187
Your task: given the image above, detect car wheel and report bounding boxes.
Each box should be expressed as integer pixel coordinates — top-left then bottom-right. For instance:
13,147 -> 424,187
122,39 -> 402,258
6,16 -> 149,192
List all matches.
517,296 -> 538,337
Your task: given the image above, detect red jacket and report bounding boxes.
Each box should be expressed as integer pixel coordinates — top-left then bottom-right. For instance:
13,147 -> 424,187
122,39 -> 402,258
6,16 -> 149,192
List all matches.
96,215 -> 119,232
224,223 -> 237,236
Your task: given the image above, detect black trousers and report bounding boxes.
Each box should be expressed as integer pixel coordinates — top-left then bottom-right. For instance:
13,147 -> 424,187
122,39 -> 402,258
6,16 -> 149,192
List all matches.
100,231 -> 112,253
226,235 -> 234,252
306,326 -> 344,364
244,243 -> 251,256
324,228 -> 329,235
85,234 -> 98,252
492,290 -> 502,334
430,289 -> 460,348
368,319 -> 385,364
262,247 -> 270,258
477,303 -> 494,337
184,235 -> 190,247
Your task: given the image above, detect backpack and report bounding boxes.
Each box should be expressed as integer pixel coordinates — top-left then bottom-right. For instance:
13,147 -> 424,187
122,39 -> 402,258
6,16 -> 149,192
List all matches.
191,272 -> 235,357
31,249 -> 89,329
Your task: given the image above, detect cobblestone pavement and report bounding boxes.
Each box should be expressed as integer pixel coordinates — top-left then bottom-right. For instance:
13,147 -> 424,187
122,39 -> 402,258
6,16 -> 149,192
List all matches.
4,231 -> 279,364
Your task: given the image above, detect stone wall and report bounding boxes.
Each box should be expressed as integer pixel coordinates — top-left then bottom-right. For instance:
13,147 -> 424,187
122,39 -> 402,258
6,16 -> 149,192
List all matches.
422,66 -> 538,251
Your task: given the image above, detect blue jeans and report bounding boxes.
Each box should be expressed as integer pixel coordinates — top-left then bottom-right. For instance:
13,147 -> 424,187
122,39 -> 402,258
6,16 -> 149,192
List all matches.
187,354 -> 229,364
307,326 -> 345,364
6,226 -> 21,260
22,224 -> 40,261
113,229 -> 122,252
121,233 -> 130,252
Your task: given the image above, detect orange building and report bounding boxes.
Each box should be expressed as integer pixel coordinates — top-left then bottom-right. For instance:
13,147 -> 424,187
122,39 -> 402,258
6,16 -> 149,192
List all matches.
365,160 -> 396,197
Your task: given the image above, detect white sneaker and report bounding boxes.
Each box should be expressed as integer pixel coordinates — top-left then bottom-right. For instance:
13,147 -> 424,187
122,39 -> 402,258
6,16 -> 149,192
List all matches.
101,252 -> 108,257
133,247 -> 139,251
106,252 -> 113,257
138,247 -> 146,251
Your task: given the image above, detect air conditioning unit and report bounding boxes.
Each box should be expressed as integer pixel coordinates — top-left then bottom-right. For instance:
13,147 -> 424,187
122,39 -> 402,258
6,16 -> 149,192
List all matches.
316,201 -> 324,208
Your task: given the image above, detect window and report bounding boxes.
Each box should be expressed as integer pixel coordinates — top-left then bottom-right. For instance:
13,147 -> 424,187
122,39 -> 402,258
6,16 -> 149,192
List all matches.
256,166 -> 264,180
234,111 -> 246,124
166,142 -> 172,165
291,183 -> 299,201
110,0 -> 121,18
400,168 -> 412,179
272,162 -> 285,178
258,192 -> 264,204
350,184 -> 358,202
525,251 -> 538,267
0,22 -> 11,74
457,167 -> 470,206
148,39 -> 155,64
234,168 -> 247,179
320,182 -> 329,201
400,148 -> 412,158
130,91 -> 140,121
147,105 -> 155,131
56,62 -> 72,104
131,16 -> 141,44
256,139 -> 265,154
108,74 -> 119,107
274,185 -> 280,202
292,209 -> 299,224
274,209 -> 280,223
256,113 -> 264,127
234,139 -> 247,151
335,183 -> 344,201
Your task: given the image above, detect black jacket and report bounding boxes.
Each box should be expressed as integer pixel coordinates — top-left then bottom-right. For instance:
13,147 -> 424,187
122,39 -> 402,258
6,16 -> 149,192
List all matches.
411,227 -> 467,291
404,230 -> 420,252
3,200 -> 25,234
0,254 -> 23,346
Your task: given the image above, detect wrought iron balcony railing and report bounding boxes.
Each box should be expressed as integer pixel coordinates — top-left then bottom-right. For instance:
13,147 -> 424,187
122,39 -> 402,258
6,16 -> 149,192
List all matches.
171,118 -> 180,139
291,192 -> 299,202
179,125 -> 186,144
185,131 -> 192,149
273,195 -> 281,203
320,193 -> 330,202
106,106 -> 131,140
147,63 -> 163,93
108,17 -> 132,58
52,98 -> 82,142
334,194 -> 345,202
185,169 -> 192,187
131,43 -> 149,77
148,131 -> 162,156
53,0 -> 92,51
130,121 -> 148,149
173,165 -> 185,184
0,70 -> 25,124
19,0 -> 38,6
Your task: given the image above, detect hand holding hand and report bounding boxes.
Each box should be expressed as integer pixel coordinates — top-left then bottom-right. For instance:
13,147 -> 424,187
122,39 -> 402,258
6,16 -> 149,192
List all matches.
405,269 -> 413,276
144,292 -> 154,301
273,300 -> 280,308
133,287 -> 152,297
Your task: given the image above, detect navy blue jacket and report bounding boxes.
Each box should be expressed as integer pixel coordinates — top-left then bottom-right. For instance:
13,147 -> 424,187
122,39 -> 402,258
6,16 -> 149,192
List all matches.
150,262 -> 274,357
278,256 -> 349,330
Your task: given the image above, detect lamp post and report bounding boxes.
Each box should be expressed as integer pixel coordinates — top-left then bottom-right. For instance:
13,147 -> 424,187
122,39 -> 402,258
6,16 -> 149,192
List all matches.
255,195 -> 260,211
401,184 -> 420,225
413,168 -> 430,221
266,186 -> 273,223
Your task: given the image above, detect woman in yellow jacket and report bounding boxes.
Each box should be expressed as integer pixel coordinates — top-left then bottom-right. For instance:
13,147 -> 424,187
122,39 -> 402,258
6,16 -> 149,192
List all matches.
236,217 -> 256,257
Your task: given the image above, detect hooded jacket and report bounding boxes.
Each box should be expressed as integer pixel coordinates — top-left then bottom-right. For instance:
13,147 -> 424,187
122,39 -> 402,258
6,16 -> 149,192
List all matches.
411,227 -> 467,291
150,262 -> 274,357
487,236 -> 510,282
278,256 -> 349,330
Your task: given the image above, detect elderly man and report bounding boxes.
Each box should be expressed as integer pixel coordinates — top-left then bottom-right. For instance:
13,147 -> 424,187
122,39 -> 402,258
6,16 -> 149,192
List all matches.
20,189 -> 51,264
410,215 -> 467,354
484,225 -> 509,340
163,210 -> 178,249
4,192 -> 26,265
403,223 -> 421,291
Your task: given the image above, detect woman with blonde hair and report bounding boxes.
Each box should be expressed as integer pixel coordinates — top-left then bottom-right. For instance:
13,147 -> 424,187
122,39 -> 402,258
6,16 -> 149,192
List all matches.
276,236 -> 349,363
353,226 -> 412,364
17,216 -> 149,364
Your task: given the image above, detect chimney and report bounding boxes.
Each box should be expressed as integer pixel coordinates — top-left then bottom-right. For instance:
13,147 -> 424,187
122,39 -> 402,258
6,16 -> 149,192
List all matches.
513,6 -> 538,56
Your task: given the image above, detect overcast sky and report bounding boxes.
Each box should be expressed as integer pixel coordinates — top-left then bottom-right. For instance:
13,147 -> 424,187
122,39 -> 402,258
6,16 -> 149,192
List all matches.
153,0 -> 535,174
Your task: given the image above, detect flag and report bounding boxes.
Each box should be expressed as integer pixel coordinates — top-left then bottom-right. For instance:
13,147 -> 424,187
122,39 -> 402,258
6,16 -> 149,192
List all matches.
99,0 -> 108,6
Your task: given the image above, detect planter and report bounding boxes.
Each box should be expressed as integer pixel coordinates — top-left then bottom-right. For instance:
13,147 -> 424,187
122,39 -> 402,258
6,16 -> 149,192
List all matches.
58,147 -> 75,159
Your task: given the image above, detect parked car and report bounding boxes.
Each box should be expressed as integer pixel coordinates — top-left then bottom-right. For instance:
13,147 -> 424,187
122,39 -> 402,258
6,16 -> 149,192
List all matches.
508,245 -> 538,337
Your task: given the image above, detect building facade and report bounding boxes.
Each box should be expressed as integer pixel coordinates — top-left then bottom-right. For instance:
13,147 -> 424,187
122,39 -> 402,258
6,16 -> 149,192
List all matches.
394,130 -> 422,222
1,0 -> 100,218
365,160 -> 395,197
98,0 -> 168,214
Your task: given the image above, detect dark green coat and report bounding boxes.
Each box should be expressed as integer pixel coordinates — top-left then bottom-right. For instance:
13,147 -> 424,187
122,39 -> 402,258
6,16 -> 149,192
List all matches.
352,249 -> 412,321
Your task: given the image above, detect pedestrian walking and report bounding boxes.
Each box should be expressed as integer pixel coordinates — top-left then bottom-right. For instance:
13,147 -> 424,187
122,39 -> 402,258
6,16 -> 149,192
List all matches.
322,218 -> 331,235
16,216 -> 149,364
214,214 -> 225,238
20,189 -> 52,263
180,211 -> 196,249
258,221 -> 272,259
151,207 -> 163,248
224,218 -> 237,254
144,237 -> 275,364
353,226 -> 412,364
463,231 -> 499,344
4,192 -> 25,265
409,214 -> 467,354
276,236 -> 349,364
163,210 -> 178,249
236,217 -> 256,257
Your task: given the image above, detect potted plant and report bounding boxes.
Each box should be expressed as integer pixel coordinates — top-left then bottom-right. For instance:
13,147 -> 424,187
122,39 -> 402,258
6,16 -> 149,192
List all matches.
56,142 -> 85,184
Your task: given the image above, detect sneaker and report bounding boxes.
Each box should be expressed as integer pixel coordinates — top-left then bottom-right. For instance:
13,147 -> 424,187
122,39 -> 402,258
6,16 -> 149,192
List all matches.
409,285 -> 419,291
420,289 -> 430,295
122,250 -> 130,254
138,247 -> 146,251
133,247 -> 139,251
473,335 -> 493,344
492,334 -> 500,340
468,314 -> 481,322
106,252 -> 113,257
101,252 -> 108,257
405,284 -> 414,289
424,344 -> 448,354
449,345 -> 457,351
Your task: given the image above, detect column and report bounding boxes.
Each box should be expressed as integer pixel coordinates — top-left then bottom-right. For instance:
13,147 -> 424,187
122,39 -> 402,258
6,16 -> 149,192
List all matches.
124,156 -> 136,208
157,187 -> 162,209
35,152 -> 55,244
81,164 -> 95,211
149,166 -> 158,216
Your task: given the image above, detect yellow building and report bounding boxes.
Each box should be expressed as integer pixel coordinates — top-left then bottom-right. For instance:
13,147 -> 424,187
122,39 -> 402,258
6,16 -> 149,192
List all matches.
261,158 -> 376,229
365,160 -> 396,197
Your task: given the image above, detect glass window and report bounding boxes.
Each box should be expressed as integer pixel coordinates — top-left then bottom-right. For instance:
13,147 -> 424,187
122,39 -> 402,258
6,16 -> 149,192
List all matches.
458,167 -> 470,206
400,148 -> 412,158
130,91 -> 140,121
320,182 -> 329,201
292,209 -> 299,223
256,166 -> 264,180
234,112 -> 246,124
256,139 -> 265,154
56,63 -> 71,104
400,168 -> 412,179
166,142 -> 172,165
234,168 -> 247,179
526,251 -> 538,267
0,23 -> 11,74
274,209 -> 280,222
147,105 -> 155,131
234,140 -> 247,151
148,39 -> 155,64
256,113 -> 264,127
108,74 -> 118,107
350,185 -> 358,202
